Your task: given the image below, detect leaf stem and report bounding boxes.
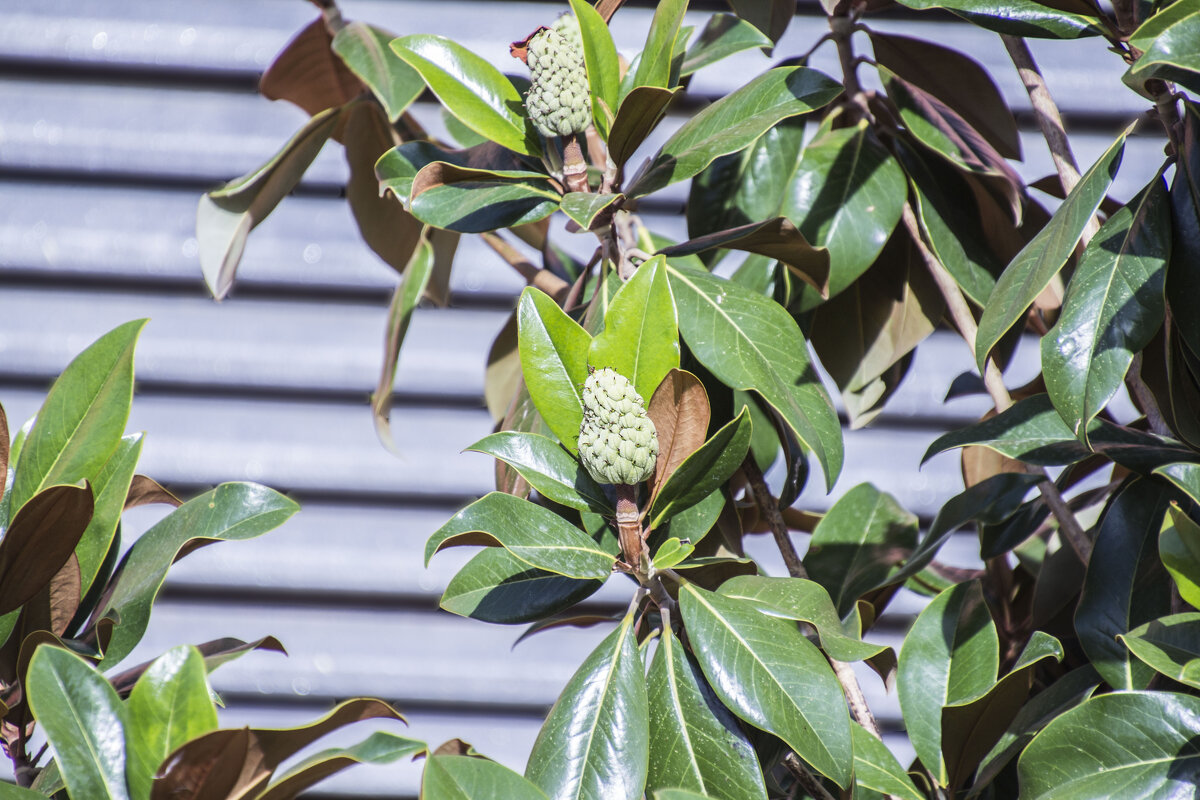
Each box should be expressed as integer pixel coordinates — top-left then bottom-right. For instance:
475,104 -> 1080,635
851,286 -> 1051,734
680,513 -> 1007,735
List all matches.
901,204 -> 1093,563
783,753 -> 837,800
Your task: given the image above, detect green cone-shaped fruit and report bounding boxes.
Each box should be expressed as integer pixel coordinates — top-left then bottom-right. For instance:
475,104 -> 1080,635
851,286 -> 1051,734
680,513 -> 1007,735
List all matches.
551,13 -> 583,53
578,368 -> 659,485
525,27 -> 591,138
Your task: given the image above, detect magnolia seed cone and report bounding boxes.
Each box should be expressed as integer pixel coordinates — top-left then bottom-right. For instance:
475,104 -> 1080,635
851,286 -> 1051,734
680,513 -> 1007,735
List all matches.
525,27 -> 591,139
578,368 -> 659,485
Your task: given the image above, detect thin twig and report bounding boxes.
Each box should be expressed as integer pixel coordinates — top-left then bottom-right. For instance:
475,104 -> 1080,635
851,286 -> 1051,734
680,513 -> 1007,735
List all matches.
902,204 -> 1093,563
1001,35 -> 1100,245
783,754 -> 837,800
741,455 -> 886,741
480,232 -> 569,300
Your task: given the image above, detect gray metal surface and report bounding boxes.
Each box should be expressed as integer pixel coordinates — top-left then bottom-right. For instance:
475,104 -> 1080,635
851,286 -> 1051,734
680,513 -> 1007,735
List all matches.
0,1 -> 1146,797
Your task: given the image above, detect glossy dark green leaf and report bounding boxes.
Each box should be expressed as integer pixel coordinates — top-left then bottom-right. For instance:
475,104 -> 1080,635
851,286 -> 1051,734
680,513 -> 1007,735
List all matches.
785,121 -> 906,308
441,547 -> 603,624
261,732 -> 427,800
1127,11 -> 1200,96
1159,504 -> 1200,611
390,35 -> 538,156
724,0 -> 793,43
803,483 -> 918,616
667,264 -> 842,489
1168,101 -> 1200,358
650,537 -> 695,571
976,128 -> 1128,371
561,192 -> 623,231
1018,691 -> 1200,798
659,219 -> 829,294
892,0 -> 1104,37
1120,613 -> 1200,689
1157,462 -> 1200,508
26,645 -> 130,800
718,576 -> 890,663
0,785 -> 45,798
652,790 -> 716,800
649,408 -> 751,528
923,394 -> 1088,466
589,255 -> 680,402
467,432 -> 611,514
897,134 -> 1001,306
646,627 -> 767,800
411,175 -> 558,233
630,0 -> 687,92
868,30 -> 1020,159
897,581 -> 999,785
851,723 -> 924,800
517,287 -> 592,453
332,23 -> 422,121
525,613 -> 648,800
567,0 -> 620,139
376,140 -> 538,201
126,645 -> 218,800
679,583 -> 852,789
426,492 -> 615,580
76,435 -> 141,596
627,67 -> 840,198
422,755 -> 548,800
681,14 -> 771,76
198,110 -> 339,299
1075,478 -> 1172,690
11,319 -> 144,515
608,86 -> 680,168
1043,178 -> 1170,439
100,482 -> 299,666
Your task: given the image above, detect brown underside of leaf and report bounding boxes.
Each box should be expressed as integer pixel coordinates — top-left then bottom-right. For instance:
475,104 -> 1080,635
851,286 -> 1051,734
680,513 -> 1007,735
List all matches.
647,369 -> 711,504
260,18 -> 363,122
125,475 -> 183,510
0,484 -> 93,616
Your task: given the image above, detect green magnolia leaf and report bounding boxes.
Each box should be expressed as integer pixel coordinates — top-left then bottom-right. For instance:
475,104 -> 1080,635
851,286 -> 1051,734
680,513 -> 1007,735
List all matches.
26,646 -> 131,800
126,646 -> 218,800
718,575 -> 891,663
331,23 -> 423,121
375,140 -> 539,201
0,785 -> 46,798
561,192 -> 623,231
893,0 -> 1104,37
567,0 -> 620,139
100,482 -> 299,667
630,0 -> 688,93
12,319 -> 145,515
411,174 -> 559,234
659,219 -> 829,294
1075,478 -> 1172,690
652,791 -> 716,800
627,67 -> 841,198
681,14 -> 772,76
1120,613 -> 1200,689
851,723 -> 925,800
518,287 -> 592,454
440,547 -> 604,624
1018,691 -> 1200,798
1168,102 -> 1200,362
649,408 -> 752,528
923,394 -> 1088,466
467,432 -> 612,514
651,537 -> 695,571
76,434 -> 141,596
678,583 -> 853,789
646,627 -> 767,800
662,489 -> 725,546
423,755 -> 549,800
803,483 -> 919,616
667,265 -> 842,489
1128,10 -> 1200,96
1156,462 -> 1200,507
198,109 -> 340,300
786,121 -> 907,308
426,492 -> 615,580
589,255 -> 680,402
1160,504 -> 1200,611
390,34 -> 538,157
1042,177 -> 1170,439
525,613 -> 648,800
725,0 -> 793,42
608,86 -> 681,168
261,732 -> 427,800
976,128 -> 1129,371
897,580 -> 999,785
1130,0 -> 1197,53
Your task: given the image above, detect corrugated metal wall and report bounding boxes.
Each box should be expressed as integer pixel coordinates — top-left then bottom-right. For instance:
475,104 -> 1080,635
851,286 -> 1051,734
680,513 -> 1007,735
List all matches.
1,1 -> 1149,796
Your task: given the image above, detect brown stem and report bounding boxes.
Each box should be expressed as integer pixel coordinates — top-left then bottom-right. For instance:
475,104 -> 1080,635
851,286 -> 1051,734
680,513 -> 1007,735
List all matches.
783,754 -> 837,800
594,0 -> 629,23
616,483 -> 644,570
1001,35 -> 1100,245
1146,78 -> 1184,153
562,134 -> 590,194
829,13 -> 870,122
902,204 -> 1094,563
480,232 -> 569,300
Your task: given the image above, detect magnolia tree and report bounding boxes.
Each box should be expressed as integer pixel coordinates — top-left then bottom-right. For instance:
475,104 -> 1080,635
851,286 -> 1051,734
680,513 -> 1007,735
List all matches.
188,0 -> 1200,797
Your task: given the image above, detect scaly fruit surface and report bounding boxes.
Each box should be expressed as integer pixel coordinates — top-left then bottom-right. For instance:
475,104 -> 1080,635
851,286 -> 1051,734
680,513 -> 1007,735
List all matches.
578,368 -> 659,485
551,13 -> 583,53
525,27 -> 591,138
